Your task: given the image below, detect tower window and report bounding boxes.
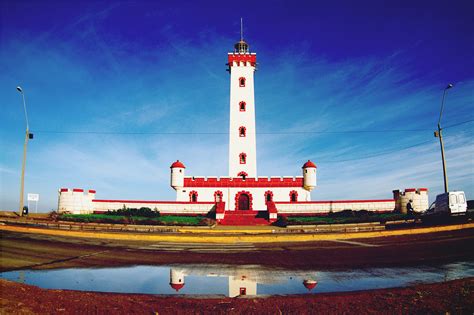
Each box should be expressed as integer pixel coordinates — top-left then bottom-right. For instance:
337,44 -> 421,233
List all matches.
239,126 -> 246,137
189,191 -> 198,202
265,191 -> 274,203
289,190 -> 298,202
239,77 -> 246,87
239,101 -> 246,112
237,171 -> 248,179
239,153 -> 247,164
214,191 -> 223,202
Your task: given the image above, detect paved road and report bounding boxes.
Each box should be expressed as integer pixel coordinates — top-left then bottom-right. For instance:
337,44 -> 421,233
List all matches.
1,228 -> 473,271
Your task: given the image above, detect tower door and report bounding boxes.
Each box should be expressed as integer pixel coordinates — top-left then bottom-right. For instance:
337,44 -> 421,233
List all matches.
238,193 -> 250,210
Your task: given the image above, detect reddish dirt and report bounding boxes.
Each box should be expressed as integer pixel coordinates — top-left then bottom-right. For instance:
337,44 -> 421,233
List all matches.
1,278 -> 473,314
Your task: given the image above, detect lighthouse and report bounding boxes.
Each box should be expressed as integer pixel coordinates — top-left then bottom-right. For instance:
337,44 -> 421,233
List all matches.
227,25 -> 257,178
166,24 -> 315,212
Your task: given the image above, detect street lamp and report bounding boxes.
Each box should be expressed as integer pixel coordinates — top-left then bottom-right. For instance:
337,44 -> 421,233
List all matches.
434,83 -> 454,194
16,86 -> 33,216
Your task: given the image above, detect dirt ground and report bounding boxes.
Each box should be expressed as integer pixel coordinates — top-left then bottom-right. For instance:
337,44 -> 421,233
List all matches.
1,277 -> 473,314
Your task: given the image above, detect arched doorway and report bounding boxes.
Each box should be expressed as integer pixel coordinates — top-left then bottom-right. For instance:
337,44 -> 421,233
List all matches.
238,193 -> 250,210
234,191 -> 253,211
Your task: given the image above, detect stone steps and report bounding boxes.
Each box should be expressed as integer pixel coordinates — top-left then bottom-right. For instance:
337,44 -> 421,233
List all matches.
219,210 -> 270,226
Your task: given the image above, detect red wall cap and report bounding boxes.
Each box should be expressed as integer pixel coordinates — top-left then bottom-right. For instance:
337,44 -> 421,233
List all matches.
60,188 -> 68,192
170,160 -> 186,169
405,188 -> 417,192
72,188 -> 84,192
418,188 -> 428,191
88,190 -> 96,194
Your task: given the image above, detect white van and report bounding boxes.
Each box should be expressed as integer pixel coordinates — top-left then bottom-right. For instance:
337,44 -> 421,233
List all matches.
427,191 -> 467,216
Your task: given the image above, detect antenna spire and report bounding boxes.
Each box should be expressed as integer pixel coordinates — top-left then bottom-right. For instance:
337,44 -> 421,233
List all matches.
234,18 -> 249,53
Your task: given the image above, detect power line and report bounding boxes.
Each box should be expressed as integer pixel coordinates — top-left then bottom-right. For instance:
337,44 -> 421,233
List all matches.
31,128 -> 432,135
32,119 -> 473,136
316,120 -> 473,163
443,118 -> 474,129
319,140 -> 434,163
28,119 -> 471,164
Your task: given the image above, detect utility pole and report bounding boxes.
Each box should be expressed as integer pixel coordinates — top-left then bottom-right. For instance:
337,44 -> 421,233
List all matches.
16,86 -> 33,216
434,83 -> 453,194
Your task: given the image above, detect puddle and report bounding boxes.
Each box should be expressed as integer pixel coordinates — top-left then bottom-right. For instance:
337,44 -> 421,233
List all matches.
1,261 -> 473,297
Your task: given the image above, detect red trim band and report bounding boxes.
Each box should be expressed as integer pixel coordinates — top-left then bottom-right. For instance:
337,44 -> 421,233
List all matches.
282,210 -> 393,216
72,189 -> 84,192
275,199 -> 395,204
184,177 -> 304,188
228,54 -> 257,66
92,199 -> 214,204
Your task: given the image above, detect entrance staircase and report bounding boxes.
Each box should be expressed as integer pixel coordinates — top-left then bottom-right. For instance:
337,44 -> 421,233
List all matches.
215,201 -> 278,226
219,210 -> 270,226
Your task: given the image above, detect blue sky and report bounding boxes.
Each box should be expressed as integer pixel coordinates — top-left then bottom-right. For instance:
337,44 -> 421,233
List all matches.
1,0 -> 473,212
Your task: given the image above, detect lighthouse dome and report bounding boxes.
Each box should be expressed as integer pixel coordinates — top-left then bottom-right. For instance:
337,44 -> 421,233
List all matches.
234,40 -> 249,53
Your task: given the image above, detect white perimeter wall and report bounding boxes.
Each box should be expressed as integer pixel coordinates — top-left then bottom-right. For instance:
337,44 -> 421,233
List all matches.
276,200 -> 395,215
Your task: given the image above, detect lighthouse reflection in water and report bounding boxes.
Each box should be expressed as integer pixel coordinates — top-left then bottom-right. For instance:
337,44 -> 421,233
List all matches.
169,265 -> 317,297
3,261 -> 471,296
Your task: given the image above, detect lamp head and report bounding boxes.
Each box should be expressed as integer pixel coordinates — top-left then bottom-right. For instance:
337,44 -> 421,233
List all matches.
446,83 -> 453,90
16,86 -> 23,93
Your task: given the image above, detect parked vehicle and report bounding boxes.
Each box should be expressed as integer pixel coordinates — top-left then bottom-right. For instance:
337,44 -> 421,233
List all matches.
426,191 -> 467,216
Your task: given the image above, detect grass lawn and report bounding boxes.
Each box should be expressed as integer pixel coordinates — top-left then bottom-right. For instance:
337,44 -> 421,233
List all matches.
58,214 -> 206,226
286,212 -> 415,225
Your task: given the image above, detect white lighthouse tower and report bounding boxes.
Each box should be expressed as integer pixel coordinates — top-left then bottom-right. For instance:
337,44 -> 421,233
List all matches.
228,22 -> 257,178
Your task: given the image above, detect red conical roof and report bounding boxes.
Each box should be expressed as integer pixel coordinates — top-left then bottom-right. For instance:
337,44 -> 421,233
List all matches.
303,280 -> 318,291
302,160 -> 317,168
170,160 -> 186,169
170,283 -> 185,292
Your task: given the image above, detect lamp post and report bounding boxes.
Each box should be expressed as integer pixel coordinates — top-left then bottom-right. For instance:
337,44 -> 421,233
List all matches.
434,83 -> 453,194
16,86 -> 32,216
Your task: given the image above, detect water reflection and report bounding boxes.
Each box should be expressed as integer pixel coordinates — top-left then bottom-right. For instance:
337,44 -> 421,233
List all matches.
1,261 -> 473,297
169,265 -> 317,297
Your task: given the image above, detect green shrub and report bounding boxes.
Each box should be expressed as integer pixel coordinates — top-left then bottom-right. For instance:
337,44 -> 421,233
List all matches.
106,207 -> 160,218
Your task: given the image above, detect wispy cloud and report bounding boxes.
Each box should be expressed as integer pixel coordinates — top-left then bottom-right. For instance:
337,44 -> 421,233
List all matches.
1,8 -> 473,212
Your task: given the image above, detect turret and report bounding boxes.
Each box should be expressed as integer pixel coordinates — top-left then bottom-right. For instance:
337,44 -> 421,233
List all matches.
302,160 -> 317,191
58,188 -> 96,214
170,160 -> 185,190
393,188 -> 429,213
170,269 -> 185,292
